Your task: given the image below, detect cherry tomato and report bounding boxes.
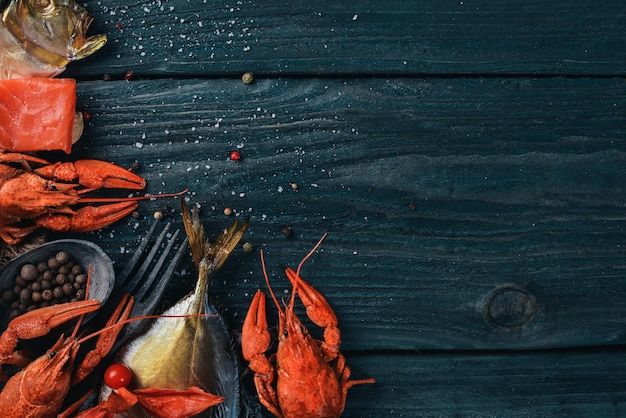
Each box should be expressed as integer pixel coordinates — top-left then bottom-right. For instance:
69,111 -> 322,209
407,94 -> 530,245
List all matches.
104,363 -> 132,389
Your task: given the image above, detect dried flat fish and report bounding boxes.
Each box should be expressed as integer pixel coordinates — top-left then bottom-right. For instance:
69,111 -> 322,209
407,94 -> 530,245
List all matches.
0,0 -> 107,79
112,199 -> 247,417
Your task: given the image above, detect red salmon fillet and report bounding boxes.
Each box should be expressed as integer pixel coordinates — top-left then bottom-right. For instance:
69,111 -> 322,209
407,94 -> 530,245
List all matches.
0,78 -> 77,153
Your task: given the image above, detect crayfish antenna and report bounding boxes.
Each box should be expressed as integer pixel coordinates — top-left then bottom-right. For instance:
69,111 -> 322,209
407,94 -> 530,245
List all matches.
288,233 -> 328,312
261,250 -> 282,315
77,188 -> 188,203
295,233 -> 328,278
75,312 -> 217,346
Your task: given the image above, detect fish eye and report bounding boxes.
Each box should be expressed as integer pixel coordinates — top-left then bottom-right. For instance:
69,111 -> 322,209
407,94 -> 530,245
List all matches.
282,329 -> 288,338
48,351 -> 56,359
32,0 -> 54,13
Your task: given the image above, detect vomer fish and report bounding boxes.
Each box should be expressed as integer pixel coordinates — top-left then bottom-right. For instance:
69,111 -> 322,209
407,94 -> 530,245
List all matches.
105,199 -> 248,418
0,0 -> 107,79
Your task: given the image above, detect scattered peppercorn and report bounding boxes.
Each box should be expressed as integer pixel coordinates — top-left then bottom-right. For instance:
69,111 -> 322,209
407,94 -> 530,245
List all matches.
14,276 -> 27,287
229,151 -> 241,161
1,253 -> 88,318
242,72 -> 254,84
56,251 -> 70,265
20,264 -> 38,281
75,274 -> 87,285
62,283 -> 74,296
19,288 -> 31,303
47,257 -> 60,270
31,291 -> 42,303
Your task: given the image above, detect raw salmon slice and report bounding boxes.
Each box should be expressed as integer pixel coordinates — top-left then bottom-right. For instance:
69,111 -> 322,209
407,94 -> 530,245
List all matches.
0,78 -> 77,153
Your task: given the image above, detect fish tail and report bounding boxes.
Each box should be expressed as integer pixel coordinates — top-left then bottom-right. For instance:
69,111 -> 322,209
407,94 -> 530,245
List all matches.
180,197 -> 249,271
211,216 -> 249,271
181,197 -> 207,267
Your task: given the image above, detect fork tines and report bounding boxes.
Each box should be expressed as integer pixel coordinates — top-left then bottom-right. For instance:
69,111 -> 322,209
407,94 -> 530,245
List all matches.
116,219 -> 188,319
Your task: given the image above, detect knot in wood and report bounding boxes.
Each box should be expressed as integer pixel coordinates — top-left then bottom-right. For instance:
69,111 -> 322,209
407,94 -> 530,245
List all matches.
485,285 -> 537,330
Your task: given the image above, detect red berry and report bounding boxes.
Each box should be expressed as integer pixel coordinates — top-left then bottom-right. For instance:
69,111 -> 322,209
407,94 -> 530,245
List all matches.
104,363 -> 132,389
229,151 -> 241,161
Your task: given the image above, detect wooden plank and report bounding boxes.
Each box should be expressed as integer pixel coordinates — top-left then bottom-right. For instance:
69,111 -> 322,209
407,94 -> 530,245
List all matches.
66,0 -> 626,77
38,76 -> 625,352
284,350 -> 626,417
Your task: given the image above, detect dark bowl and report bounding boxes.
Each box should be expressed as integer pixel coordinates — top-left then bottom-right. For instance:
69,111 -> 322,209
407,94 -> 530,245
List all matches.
0,239 -> 115,331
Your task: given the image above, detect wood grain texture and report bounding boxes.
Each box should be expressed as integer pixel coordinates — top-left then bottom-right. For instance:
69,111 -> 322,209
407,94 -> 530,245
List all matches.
49,76 -> 625,352
64,0 -> 626,77
334,350 -> 626,417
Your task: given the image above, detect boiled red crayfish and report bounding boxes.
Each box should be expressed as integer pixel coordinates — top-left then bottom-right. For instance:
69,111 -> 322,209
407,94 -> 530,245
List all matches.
0,294 -> 130,417
242,235 -> 375,418
0,293 -> 223,417
0,155 -> 186,245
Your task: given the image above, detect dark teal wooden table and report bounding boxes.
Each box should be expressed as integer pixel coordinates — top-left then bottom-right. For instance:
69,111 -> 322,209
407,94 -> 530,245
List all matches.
38,0 -> 626,416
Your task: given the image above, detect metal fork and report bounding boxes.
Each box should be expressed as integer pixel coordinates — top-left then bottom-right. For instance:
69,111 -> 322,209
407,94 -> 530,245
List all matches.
112,219 -> 188,350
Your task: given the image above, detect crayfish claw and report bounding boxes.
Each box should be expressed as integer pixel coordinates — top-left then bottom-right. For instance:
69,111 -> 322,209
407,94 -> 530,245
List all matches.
134,386 -> 224,418
36,201 -> 139,234
0,300 -> 100,365
242,290 -> 271,362
33,160 -> 146,192
11,300 -> 100,333
73,294 -> 134,385
75,160 -> 146,191
284,267 -> 338,328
